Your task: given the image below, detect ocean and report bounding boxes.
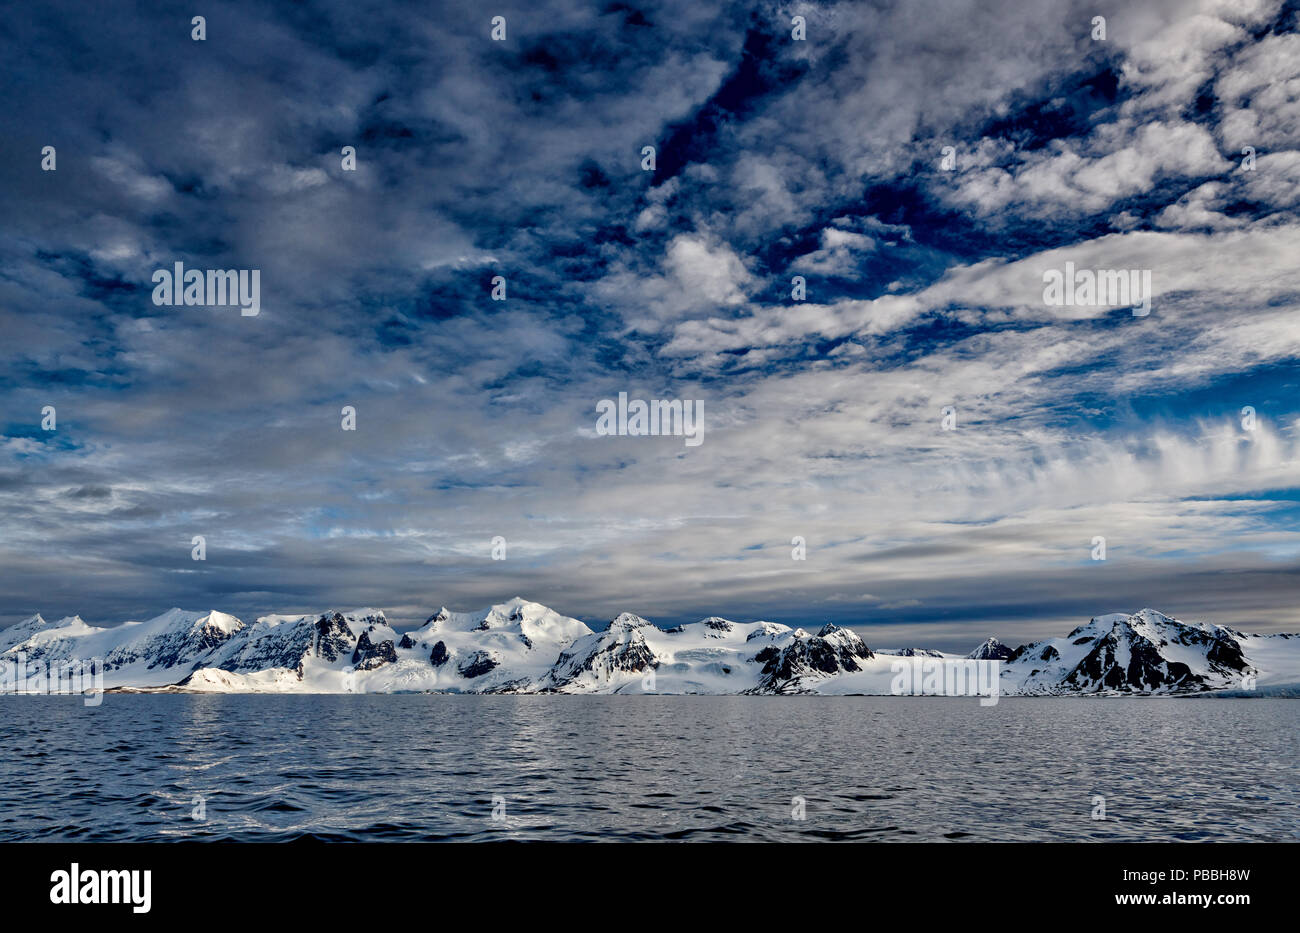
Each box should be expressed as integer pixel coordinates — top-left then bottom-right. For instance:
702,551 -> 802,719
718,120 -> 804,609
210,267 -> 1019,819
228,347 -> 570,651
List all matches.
2,695 -> 1295,842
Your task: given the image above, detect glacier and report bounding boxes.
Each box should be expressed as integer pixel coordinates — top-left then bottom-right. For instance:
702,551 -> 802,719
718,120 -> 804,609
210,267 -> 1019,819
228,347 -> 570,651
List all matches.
2,598 -> 1298,697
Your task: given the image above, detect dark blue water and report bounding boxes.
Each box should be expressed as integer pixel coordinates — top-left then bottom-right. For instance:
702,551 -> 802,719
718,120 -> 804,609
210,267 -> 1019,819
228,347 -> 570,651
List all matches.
1,695 -> 1295,841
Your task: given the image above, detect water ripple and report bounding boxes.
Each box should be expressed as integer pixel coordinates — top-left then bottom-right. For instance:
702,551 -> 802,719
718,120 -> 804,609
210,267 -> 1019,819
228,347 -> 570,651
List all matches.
0,695 -> 1295,842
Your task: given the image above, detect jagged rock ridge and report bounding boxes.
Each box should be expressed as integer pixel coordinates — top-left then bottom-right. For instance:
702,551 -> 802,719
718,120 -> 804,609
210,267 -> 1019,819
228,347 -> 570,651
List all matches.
2,602 -> 1297,696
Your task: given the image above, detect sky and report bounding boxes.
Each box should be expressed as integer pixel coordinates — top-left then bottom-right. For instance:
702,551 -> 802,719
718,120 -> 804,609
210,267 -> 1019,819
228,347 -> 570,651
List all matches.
2,0 -> 1299,651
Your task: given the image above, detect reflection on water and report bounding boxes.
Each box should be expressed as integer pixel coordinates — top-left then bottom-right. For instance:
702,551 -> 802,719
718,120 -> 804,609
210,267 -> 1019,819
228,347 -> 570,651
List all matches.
1,695 -> 1295,841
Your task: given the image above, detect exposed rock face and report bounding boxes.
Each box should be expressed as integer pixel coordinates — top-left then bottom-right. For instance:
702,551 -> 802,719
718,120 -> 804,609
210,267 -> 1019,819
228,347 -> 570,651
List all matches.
400,598 -> 594,691
1008,609 -> 1259,694
699,617 -> 734,637
108,611 -> 239,673
142,614 -> 241,670
5,600 -> 1295,696
429,641 -> 449,666
1064,623 -> 1196,691
546,616 -> 659,690
753,623 -> 874,694
311,612 -> 356,663
752,644 -> 780,665
891,647 -> 945,658
967,637 -> 1016,661
1204,631 -> 1249,671
214,618 -> 320,677
352,631 -> 398,671
10,609 -> 245,677
424,609 -> 452,630
210,609 -> 386,679
457,650 -> 499,679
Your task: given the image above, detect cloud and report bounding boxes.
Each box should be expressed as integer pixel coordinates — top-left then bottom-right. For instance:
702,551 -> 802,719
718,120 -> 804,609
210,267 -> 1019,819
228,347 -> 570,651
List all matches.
1,0 -> 1299,646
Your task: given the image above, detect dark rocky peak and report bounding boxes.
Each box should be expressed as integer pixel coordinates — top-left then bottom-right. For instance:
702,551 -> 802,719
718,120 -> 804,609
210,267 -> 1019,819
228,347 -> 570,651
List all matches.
548,624 -> 659,688
429,641 -> 450,666
425,608 -> 452,628
968,637 -> 1016,661
352,630 -> 397,670
311,612 -> 356,662
753,624 -> 873,693
458,650 -> 499,679
1063,622 -> 1198,692
700,617 -> 734,636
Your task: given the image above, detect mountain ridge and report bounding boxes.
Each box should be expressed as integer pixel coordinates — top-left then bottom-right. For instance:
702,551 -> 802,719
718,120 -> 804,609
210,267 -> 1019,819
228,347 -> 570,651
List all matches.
3,600 -> 1298,697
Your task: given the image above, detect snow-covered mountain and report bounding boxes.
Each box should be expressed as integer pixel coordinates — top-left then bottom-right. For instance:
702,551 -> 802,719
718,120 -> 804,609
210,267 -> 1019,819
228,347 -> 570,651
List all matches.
406,598 -> 594,692
878,647 -> 946,658
2,608 -> 243,688
748,623 -> 875,694
2,601 -> 1297,696
967,637 -> 1015,661
999,608 -> 1297,695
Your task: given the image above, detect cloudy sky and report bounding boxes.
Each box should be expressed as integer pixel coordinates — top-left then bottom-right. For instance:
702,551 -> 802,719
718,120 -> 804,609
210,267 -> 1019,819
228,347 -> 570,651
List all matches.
2,0 -> 1299,649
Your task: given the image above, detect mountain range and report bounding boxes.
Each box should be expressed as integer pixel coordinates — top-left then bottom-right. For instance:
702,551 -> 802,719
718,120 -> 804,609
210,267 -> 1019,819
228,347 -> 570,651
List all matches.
2,599 -> 1297,696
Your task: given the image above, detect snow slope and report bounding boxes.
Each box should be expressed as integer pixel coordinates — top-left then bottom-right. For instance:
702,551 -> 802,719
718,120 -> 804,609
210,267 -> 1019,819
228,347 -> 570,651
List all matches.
3,601 -> 1297,696
999,608 -> 1282,695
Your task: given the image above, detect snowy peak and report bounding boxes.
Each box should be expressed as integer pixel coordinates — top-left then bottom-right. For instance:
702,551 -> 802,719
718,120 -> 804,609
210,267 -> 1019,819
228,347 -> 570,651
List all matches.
107,608 -> 246,672
0,613 -> 47,650
327,608 -> 386,629
0,608 -> 247,685
695,616 -> 736,637
607,611 -> 654,631
547,617 -> 659,692
203,610 -> 243,635
1006,609 -> 1258,695
417,599 -> 590,639
751,623 -> 874,694
967,637 -> 1015,661
1130,607 -> 1177,627
400,599 -> 594,692
881,647 -> 946,658
745,621 -> 793,641
6,602 -> 1298,696
0,613 -> 98,651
